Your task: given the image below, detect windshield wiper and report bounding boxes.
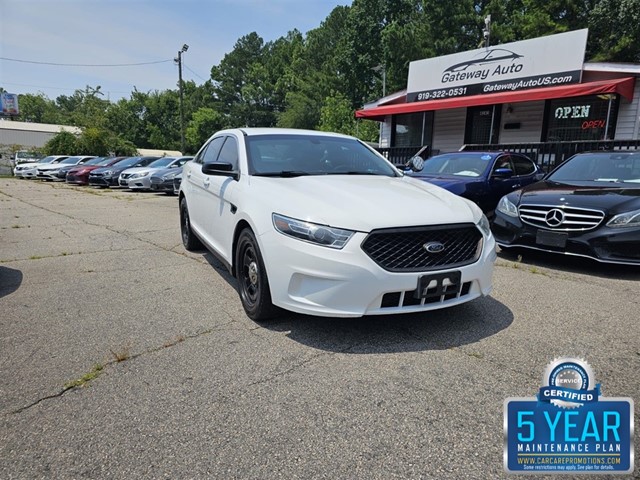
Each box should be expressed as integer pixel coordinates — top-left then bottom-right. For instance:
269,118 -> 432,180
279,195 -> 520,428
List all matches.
253,171 -> 310,177
325,171 -> 383,175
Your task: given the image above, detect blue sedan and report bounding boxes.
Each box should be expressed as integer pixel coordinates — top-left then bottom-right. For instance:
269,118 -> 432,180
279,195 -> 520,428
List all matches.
407,151 -> 543,215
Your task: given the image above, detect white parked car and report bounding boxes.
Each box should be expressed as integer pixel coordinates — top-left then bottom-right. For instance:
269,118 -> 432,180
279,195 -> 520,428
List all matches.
179,128 -> 496,321
122,156 -> 192,190
36,156 -> 96,181
14,155 -> 69,178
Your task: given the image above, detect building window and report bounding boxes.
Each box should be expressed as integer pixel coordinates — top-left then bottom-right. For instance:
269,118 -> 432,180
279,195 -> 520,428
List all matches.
464,105 -> 501,145
543,94 -> 619,142
392,112 -> 433,147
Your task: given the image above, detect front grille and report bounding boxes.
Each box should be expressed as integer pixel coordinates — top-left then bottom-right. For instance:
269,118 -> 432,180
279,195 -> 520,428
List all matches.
519,204 -> 604,231
150,177 -> 162,184
361,224 -> 483,272
381,282 -> 472,308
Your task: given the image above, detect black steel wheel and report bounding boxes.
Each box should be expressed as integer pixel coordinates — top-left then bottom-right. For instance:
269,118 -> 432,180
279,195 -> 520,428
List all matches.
180,197 -> 203,251
235,229 -> 278,321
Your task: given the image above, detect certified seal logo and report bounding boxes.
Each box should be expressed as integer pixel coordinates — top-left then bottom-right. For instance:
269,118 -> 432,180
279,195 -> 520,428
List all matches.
538,357 -> 600,408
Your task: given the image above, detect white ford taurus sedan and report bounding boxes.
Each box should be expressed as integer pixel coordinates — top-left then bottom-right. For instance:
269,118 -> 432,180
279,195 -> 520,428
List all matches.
179,128 -> 496,321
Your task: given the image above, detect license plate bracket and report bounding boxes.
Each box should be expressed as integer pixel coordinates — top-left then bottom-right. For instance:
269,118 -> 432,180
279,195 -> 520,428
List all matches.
536,230 -> 568,248
415,271 -> 462,299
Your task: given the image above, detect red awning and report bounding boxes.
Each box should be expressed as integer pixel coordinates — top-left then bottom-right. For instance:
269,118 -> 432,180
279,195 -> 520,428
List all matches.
356,77 -> 636,121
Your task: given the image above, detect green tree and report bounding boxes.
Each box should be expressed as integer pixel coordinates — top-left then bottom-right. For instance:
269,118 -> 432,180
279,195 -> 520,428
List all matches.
588,0 -> 640,62
318,91 -> 379,142
16,93 -> 61,124
185,107 -> 224,150
43,130 -> 78,155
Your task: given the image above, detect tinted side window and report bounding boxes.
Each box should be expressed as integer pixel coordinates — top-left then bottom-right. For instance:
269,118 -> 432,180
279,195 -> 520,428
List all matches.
218,136 -> 239,170
196,137 -> 225,165
492,155 -> 514,173
511,155 -> 536,176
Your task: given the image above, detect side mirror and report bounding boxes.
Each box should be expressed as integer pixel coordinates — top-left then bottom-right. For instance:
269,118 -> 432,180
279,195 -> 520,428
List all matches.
493,168 -> 514,179
406,155 -> 425,172
202,161 -> 239,180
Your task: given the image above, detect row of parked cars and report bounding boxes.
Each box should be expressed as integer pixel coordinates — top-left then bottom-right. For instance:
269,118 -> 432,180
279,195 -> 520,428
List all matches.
13,154 -> 193,194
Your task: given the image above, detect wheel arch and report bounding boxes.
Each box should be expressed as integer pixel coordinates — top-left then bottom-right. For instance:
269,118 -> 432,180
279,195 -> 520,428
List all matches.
231,220 -> 253,278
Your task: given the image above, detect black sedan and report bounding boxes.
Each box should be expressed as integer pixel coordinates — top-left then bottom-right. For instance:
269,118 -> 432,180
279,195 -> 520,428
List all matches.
407,151 -> 542,215
88,156 -> 160,188
492,151 -> 640,265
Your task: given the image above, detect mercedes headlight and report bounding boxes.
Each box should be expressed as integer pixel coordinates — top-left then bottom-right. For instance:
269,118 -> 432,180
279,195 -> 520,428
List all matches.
273,213 -> 354,249
497,196 -> 518,217
606,208 -> 640,228
476,214 -> 492,237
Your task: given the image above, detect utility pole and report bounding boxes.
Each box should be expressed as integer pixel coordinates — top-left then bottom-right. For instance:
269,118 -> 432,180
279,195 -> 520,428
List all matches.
175,44 -> 189,154
483,15 -> 491,49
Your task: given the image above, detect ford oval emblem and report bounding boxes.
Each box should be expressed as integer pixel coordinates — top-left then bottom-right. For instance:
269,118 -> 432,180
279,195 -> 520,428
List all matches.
424,241 -> 445,253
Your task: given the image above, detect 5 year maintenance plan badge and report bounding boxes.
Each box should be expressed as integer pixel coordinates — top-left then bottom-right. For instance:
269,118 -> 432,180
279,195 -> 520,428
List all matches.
504,357 -> 634,474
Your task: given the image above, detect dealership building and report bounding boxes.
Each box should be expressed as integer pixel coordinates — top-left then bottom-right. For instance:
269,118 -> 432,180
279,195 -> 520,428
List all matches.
357,29 -> 640,168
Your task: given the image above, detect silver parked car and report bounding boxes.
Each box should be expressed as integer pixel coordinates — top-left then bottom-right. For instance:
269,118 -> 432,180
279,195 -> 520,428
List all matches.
122,156 -> 192,190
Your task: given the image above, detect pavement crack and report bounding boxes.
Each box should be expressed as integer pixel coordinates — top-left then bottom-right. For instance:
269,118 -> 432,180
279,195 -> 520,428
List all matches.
5,323 -> 233,417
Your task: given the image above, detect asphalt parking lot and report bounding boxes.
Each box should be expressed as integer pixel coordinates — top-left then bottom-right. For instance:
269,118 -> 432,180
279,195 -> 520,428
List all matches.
1,178 -> 638,479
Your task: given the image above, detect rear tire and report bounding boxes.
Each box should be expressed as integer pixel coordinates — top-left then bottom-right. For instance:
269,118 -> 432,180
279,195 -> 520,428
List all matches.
180,197 -> 203,251
235,229 -> 279,321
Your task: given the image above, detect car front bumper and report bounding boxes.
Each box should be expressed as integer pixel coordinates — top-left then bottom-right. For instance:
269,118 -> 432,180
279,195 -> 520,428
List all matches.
492,212 -> 640,265
127,176 -> 152,190
257,229 -> 496,317
89,174 -> 118,187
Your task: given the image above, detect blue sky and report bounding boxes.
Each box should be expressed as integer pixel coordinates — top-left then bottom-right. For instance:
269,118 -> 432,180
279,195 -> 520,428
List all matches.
1,0 -> 351,101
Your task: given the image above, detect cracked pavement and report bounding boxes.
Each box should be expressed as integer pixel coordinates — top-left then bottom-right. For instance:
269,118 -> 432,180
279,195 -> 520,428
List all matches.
0,178 -> 638,479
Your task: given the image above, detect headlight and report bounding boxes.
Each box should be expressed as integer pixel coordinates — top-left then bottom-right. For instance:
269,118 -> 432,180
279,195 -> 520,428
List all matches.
131,172 -> 149,179
162,172 -> 179,180
606,208 -> 640,228
272,213 -> 354,249
102,170 -> 113,176
476,214 -> 491,237
497,196 -> 518,217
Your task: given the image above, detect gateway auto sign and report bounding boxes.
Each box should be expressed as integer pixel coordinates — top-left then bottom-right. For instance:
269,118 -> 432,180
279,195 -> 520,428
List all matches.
406,29 -> 588,103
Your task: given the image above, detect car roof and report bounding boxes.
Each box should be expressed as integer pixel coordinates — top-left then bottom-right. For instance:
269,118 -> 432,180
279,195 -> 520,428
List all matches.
218,127 -> 355,139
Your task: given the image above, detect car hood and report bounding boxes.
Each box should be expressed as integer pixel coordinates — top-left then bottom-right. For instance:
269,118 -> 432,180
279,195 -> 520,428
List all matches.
93,165 -> 130,174
517,180 -> 640,212
246,175 -> 480,232
37,163 -> 68,171
69,165 -> 100,173
121,167 -> 155,175
16,162 -> 43,169
411,174 -> 476,191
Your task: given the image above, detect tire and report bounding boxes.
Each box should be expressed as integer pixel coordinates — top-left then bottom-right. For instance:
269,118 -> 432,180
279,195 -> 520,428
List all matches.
235,229 -> 279,321
180,197 -> 204,251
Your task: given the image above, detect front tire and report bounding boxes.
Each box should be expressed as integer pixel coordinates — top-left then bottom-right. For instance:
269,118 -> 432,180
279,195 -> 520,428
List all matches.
235,229 -> 278,321
180,197 -> 203,251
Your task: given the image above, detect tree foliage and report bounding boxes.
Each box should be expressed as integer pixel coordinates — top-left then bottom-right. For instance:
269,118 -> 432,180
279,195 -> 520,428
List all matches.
15,0 -> 640,153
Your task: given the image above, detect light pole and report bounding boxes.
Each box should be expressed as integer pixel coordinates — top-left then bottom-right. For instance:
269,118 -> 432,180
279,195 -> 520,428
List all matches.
175,44 -> 189,154
483,15 -> 491,49
372,64 -> 386,98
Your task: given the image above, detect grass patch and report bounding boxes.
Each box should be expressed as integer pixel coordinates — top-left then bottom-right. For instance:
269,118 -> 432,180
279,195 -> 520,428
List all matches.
28,255 -> 43,260
64,364 -> 104,389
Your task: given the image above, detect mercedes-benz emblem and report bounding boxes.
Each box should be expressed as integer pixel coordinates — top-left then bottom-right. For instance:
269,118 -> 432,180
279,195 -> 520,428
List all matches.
545,208 -> 565,227
424,241 -> 445,253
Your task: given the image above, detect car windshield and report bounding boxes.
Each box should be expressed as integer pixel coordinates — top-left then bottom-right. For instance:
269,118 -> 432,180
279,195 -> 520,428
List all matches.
549,153 -> 640,183
246,134 -> 398,177
419,153 -> 493,177
38,156 -> 59,164
83,157 -> 106,166
60,157 -> 85,164
113,157 -> 141,168
147,157 -> 176,168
